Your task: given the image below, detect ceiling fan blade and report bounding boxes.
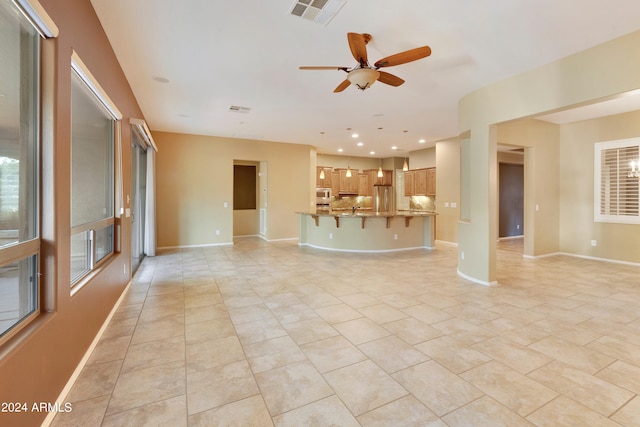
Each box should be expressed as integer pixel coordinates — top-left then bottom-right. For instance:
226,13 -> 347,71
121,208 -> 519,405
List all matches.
333,79 -> 351,93
377,71 -> 405,87
374,46 -> 432,68
347,32 -> 369,66
299,66 -> 349,71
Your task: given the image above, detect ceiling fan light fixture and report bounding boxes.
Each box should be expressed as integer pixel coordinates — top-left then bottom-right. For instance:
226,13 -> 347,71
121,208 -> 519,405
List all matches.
347,68 -> 380,90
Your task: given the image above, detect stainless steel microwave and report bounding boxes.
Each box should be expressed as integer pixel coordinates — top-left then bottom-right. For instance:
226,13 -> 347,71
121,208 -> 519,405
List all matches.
316,188 -> 331,206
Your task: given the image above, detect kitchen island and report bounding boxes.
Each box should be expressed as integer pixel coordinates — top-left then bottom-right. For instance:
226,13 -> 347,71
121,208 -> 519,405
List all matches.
297,210 -> 436,252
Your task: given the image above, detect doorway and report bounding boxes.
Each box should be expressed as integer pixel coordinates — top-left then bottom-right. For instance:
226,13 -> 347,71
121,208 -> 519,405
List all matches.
233,160 -> 260,237
498,162 -> 524,239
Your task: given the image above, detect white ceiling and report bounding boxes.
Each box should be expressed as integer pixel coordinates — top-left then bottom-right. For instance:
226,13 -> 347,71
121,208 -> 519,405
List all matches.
89,0 -> 640,158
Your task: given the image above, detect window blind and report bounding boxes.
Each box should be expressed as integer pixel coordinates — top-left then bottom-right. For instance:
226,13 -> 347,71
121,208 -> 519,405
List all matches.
595,138 -> 640,223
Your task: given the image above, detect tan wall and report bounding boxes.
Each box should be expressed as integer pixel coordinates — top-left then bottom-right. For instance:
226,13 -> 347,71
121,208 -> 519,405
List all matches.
154,132 -> 313,247
497,119 -> 561,257
409,147 -> 436,169
458,30 -> 640,283
558,110 -> 640,263
317,153 -> 380,171
435,138 -> 460,243
0,1 -> 144,425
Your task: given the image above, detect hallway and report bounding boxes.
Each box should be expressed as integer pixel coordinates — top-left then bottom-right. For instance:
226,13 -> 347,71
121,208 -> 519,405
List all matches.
51,238 -> 640,426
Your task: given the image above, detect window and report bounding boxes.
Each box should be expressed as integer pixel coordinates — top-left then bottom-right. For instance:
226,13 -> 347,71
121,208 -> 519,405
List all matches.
0,0 -> 57,343
70,53 -> 122,288
594,138 -> 640,224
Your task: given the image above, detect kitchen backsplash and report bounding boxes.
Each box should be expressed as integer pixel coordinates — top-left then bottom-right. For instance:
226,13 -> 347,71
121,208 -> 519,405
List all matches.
409,196 -> 436,211
332,195 -> 373,210
327,195 -> 435,211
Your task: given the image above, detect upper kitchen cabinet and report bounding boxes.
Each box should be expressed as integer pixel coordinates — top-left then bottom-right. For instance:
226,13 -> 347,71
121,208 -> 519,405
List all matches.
331,171 -> 340,196
405,168 -> 436,197
404,170 -> 415,196
358,173 -> 370,196
426,168 -> 436,196
364,169 -> 393,186
337,168 -> 359,194
363,169 -> 392,197
414,169 -> 428,195
316,167 -> 333,188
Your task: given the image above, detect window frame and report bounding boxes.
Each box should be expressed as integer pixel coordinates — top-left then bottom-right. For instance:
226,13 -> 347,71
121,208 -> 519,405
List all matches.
594,137 -> 640,224
0,0 -> 56,346
69,52 -> 122,291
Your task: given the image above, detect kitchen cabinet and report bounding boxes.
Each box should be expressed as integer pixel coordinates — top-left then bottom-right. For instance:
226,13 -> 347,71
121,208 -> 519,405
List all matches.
316,167 -> 333,188
405,168 -> 436,196
404,170 -> 415,196
337,169 -> 359,194
365,169 -> 393,186
426,168 -> 436,196
331,171 -> 340,196
364,169 -> 393,196
414,169 -> 428,195
358,173 -> 370,196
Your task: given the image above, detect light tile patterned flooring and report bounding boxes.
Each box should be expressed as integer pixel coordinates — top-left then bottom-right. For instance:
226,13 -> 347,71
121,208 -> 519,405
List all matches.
51,237 -> 640,426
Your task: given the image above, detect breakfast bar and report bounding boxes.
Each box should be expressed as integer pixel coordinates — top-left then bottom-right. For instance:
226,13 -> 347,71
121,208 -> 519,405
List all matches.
297,210 -> 436,252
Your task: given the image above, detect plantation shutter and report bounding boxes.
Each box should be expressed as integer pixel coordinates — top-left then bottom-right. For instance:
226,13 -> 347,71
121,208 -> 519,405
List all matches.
594,139 -> 640,223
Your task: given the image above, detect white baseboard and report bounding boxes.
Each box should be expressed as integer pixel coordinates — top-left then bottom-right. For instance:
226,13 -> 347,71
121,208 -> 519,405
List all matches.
298,242 -> 432,253
262,237 -> 298,243
525,251 -> 640,267
435,239 -> 458,247
498,235 -> 524,241
157,242 -> 234,250
456,268 -> 498,287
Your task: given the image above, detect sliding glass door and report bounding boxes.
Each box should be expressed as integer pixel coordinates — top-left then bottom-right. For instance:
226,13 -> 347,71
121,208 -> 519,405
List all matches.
131,137 -> 147,273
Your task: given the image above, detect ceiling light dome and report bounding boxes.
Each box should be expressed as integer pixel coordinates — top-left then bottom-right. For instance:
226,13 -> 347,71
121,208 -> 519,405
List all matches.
347,68 -> 380,90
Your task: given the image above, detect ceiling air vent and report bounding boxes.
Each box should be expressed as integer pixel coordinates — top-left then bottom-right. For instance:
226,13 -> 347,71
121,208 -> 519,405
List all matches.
289,0 -> 347,26
229,105 -> 251,114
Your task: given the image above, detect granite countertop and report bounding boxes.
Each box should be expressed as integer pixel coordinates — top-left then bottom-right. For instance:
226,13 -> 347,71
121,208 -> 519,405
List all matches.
298,210 -> 437,217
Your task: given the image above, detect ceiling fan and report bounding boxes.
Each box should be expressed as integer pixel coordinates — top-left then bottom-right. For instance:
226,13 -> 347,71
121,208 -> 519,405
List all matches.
299,32 -> 431,92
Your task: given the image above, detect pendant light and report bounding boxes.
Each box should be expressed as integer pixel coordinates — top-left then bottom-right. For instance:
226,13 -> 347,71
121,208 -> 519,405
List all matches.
345,129 -> 352,177
376,128 -> 383,178
318,152 -> 325,180
402,157 -> 409,171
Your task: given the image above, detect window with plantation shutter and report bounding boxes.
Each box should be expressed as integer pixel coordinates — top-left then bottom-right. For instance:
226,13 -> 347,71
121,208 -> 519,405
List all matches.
594,138 -> 640,224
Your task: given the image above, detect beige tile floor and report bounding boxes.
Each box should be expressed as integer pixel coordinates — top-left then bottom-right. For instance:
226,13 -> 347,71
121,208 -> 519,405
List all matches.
51,237 -> 640,426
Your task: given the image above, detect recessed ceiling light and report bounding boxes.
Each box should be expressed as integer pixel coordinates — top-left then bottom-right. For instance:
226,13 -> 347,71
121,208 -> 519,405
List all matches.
357,142 -> 364,146
370,151 -> 376,155
338,148 -> 344,152
153,76 -> 169,83
391,146 -> 398,150
419,139 -> 426,143
352,133 -> 358,138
